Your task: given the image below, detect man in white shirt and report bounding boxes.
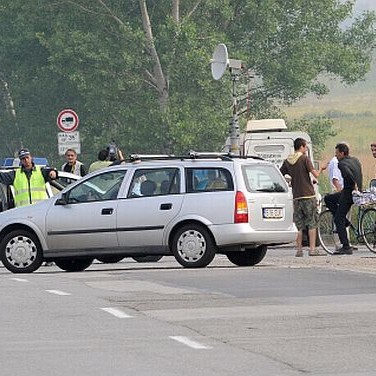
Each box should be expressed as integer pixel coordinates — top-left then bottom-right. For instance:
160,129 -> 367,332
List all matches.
328,156 -> 343,192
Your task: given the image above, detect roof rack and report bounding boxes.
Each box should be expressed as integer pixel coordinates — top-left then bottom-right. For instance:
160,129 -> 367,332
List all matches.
128,151 -> 264,162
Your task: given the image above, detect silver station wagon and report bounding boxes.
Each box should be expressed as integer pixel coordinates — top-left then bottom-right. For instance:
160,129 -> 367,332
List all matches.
0,152 -> 297,273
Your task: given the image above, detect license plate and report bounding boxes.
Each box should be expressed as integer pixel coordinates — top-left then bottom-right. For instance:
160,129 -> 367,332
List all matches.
263,208 -> 283,219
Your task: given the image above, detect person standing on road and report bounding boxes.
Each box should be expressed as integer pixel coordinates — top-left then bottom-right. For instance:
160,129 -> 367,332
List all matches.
324,143 -> 363,255
370,142 -> 376,181
0,148 -> 58,207
280,138 -> 326,257
61,148 -> 86,177
88,149 -> 112,173
89,148 -> 125,173
370,142 -> 376,159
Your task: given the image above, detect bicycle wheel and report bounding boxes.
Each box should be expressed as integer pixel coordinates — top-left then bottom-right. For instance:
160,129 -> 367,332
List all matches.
318,209 -> 341,254
360,207 -> 376,253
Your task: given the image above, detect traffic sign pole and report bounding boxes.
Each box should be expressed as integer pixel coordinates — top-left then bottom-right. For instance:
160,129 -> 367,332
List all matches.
57,109 -> 81,155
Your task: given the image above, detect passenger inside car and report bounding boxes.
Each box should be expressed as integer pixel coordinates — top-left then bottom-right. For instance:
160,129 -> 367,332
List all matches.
140,180 -> 157,196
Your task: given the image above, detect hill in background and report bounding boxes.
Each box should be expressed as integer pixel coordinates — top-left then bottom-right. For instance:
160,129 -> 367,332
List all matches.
285,58 -> 376,185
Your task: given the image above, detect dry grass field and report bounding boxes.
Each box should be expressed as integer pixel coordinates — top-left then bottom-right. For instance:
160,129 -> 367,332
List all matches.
284,68 -> 376,192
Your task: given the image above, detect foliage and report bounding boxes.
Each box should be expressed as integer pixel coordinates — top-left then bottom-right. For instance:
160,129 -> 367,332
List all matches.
0,0 -> 375,165
287,117 -> 337,158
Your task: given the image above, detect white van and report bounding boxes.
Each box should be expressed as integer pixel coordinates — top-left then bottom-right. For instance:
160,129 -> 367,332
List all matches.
224,119 -> 315,169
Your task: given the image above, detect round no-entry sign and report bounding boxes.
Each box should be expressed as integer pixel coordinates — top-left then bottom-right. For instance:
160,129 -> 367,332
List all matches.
57,109 -> 79,132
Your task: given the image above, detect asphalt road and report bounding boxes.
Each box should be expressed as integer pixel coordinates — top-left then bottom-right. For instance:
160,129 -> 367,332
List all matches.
1,246 -> 376,376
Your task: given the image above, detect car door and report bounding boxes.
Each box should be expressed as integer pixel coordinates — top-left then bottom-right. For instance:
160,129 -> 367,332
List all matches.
45,169 -> 127,251
116,167 -> 184,248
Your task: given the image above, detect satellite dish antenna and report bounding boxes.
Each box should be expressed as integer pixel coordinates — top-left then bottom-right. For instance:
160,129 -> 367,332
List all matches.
211,43 -> 229,80
210,43 -> 245,155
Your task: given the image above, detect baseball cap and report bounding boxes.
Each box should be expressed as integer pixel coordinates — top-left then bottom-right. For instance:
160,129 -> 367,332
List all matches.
18,148 -> 31,159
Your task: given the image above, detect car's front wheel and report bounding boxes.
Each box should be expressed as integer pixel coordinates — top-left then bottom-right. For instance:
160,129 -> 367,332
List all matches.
0,229 -> 43,273
172,224 -> 216,268
226,245 -> 267,266
55,258 -> 93,272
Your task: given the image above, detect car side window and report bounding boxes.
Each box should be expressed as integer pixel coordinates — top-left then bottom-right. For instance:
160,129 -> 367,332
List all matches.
128,168 -> 180,198
66,170 -> 126,203
186,168 -> 233,193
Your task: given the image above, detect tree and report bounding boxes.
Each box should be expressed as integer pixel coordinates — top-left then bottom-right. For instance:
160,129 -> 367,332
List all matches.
288,117 -> 337,158
0,0 -> 374,163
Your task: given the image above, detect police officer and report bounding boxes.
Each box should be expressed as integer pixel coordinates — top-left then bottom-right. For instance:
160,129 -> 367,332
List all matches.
0,148 -> 57,207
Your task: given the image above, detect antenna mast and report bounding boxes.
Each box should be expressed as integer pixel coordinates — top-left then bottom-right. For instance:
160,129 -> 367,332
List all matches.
210,44 -> 244,155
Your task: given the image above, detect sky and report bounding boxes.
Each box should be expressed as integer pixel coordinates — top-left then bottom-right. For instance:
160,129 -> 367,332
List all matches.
354,0 -> 376,13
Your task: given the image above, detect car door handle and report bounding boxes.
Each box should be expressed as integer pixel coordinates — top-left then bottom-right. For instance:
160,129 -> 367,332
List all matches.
101,208 -> 114,215
160,203 -> 172,210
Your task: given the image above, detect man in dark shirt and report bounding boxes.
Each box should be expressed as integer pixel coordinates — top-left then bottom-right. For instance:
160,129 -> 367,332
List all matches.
280,138 -> 326,257
324,142 -> 363,255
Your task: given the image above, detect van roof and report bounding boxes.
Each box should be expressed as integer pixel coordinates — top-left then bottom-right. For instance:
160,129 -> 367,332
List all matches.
246,119 -> 287,132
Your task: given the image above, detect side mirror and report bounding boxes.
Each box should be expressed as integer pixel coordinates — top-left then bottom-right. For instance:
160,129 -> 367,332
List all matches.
55,192 -> 68,206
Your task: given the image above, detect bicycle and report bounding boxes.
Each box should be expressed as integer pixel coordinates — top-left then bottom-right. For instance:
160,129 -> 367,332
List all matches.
318,203 -> 376,255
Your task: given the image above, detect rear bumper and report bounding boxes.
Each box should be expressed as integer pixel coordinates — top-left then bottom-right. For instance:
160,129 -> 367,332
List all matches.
210,223 -> 298,247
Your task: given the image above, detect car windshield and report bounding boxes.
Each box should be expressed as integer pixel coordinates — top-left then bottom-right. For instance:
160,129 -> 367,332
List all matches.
242,164 -> 287,193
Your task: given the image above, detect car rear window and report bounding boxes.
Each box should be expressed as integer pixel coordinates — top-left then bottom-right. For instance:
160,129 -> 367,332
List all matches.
242,164 -> 287,193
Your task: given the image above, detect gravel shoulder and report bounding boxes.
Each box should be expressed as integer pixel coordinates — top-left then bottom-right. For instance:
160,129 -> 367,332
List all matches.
265,244 -> 376,274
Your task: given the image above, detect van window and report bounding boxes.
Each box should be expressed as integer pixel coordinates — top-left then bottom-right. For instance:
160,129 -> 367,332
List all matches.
250,144 -> 286,167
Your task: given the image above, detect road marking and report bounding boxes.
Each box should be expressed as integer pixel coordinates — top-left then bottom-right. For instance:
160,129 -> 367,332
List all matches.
100,307 -> 133,318
169,336 -> 212,349
10,278 -> 28,282
87,280 -> 197,294
45,290 -> 71,296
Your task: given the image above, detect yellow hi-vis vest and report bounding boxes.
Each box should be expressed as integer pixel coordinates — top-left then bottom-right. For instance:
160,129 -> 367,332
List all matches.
13,167 -> 48,207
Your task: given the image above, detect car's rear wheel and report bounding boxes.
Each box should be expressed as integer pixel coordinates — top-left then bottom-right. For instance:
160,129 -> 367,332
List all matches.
96,255 -> 124,264
132,255 -> 163,263
226,245 -> 267,266
172,224 -> 216,268
0,229 -> 43,273
55,258 -> 93,272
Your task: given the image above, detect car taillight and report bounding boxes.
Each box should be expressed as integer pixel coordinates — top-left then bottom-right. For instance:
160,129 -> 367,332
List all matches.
234,191 -> 248,223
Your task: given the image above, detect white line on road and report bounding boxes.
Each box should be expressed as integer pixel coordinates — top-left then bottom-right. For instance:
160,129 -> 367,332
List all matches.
100,307 -> 133,318
169,336 -> 212,350
10,278 -> 28,282
45,290 -> 71,296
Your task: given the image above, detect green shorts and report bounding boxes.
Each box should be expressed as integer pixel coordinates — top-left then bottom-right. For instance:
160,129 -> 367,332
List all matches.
293,197 -> 319,231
